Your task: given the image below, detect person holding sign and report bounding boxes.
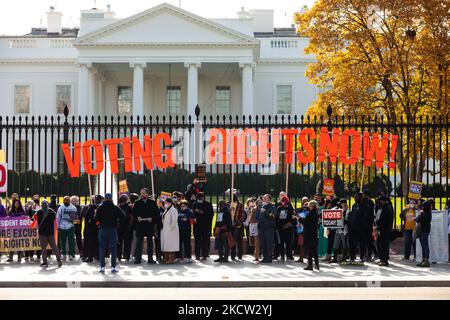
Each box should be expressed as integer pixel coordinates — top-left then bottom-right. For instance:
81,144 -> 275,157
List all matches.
298,200 -> 320,271
36,200 -> 62,268
331,199 -> 349,264
193,192 -> 214,261
374,196 -> 393,267
246,198 -> 260,261
6,199 -> 26,263
400,200 -> 417,260
214,200 -> 232,263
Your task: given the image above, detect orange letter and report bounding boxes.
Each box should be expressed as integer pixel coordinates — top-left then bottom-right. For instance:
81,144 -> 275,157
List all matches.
296,128 -> 315,164
239,129 -> 258,165
62,142 -> 81,178
82,140 -> 104,175
208,129 -> 227,164
339,130 -> 361,165
281,129 -> 298,164
132,135 -> 153,171
318,127 -> 341,163
363,132 -> 390,168
104,139 -> 121,174
153,133 -> 175,169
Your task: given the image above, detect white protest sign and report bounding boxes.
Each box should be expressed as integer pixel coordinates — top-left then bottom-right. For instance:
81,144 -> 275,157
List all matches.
416,210 -> 449,263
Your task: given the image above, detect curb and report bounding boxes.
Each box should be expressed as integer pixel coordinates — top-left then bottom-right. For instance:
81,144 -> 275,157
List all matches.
1,280 -> 450,288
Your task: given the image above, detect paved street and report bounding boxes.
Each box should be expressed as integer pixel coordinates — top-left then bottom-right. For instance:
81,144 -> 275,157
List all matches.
1,287 -> 449,300
0,254 -> 449,288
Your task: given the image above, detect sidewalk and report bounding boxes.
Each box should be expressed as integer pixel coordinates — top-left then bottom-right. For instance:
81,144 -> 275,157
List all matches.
0,254 -> 449,288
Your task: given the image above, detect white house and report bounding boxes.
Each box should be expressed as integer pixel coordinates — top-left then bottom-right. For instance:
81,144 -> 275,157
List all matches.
0,2 -> 317,120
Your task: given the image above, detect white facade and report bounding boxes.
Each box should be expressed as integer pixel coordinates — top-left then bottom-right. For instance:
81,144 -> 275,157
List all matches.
0,3 -> 317,120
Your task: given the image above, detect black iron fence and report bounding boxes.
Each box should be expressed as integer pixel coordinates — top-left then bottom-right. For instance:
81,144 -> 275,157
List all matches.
0,106 -> 449,228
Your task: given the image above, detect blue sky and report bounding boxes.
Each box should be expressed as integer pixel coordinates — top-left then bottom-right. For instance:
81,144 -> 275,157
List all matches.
0,0 -> 315,35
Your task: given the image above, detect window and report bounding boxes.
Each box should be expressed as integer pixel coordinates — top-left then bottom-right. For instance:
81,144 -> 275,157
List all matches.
56,85 -> 72,114
216,86 -> 231,115
117,86 -> 132,115
15,85 -> 30,113
276,85 -> 292,114
14,140 -> 29,172
166,86 -> 181,115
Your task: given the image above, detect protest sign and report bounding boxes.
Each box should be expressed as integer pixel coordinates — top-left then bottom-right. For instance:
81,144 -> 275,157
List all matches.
416,210 -> 449,263
322,209 -> 344,229
323,178 -> 335,196
119,180 -> 129,194
0,163 -> 7,194
0,216 -> 40,252
408,181 -> 423,200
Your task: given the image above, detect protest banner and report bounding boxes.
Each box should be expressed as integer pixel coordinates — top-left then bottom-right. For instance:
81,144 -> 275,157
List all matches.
408,181 -> 423,200
416,210 -> 449,263
323,178 -> 335,196
196,164 -> 207,183
0,163 -> 7,194
322,209 -> 344,229
0,216 -> 40,252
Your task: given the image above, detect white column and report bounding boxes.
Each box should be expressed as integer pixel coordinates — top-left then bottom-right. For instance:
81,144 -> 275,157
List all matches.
89,66 -> 98,116
130,62 -> 146,121
240,63 -> 254,117
98,75 -> 106,117
185,62 -> 201,121
77,62 -> 91,117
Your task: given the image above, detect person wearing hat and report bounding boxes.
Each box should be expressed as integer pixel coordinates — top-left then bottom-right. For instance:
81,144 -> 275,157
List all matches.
331,199 -> 349,263
117,194 -> 133,262
228,193 -> 246,261
178,199 -> 194,262
298,200 -> 320,270
132,188 -> 161,264
94,193 -> 127,273
214,199 -> 232,263
275,196 -> 295,261
374,195 -> 393,266
294,197 -> 310,263
82,195 -> 102,263
161,198 -> 180,264
192,192 -> 214,261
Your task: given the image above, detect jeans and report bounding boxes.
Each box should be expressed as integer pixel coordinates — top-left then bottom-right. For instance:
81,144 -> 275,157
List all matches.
419,232 -> 430,260
179,229 -> 192,259
99,228 -> 118,268
260,227 -> 274,262
59,227 -> 75,256
403,229 -> 415,259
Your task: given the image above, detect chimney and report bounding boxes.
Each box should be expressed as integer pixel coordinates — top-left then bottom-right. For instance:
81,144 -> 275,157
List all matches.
237,7 -> 249,19
47,6 -> 62,34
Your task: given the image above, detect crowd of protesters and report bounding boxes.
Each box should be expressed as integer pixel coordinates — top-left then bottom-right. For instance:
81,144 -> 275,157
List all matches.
0,180 -> 449,273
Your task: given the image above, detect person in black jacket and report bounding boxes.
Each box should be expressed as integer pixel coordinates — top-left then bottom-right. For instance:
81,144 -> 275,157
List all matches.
298,200 -> 319,270
94,193 -> 126,273
275,196 -> 295,261
185,178 -> 206,206
117,194 -> 133,262
82,195 -> 102,263
36,200 -> 62,268
132,188 -> 161,264
415,201 -> 433,267
348,192 -> 367,264
363,190 -> 377,261
214,200 -> 232,263
70,196 -> 84,258
193,192 -> 214,260
374,196 -> 393,266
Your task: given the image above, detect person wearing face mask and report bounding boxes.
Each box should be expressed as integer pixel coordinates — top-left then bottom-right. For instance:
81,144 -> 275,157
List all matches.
56,196 -> 78,261
132,188 -> 161,264
161,198 -> 180,264
70,196 -> 84,259
246,198 -> 260,261
185,178 -> 207,206
82,195 -> 102,263
415,201 -> 432,267
48,194 -> 60,213
400,199 -> 417,260
276,196 -> 295,261
294,197 -> 310,263
6,199 -> 26,263
36,200 -> 62,268
214,200 -> 232,263
178,200 -> 194,262
374,196 -> 393,266
228,193 -> 246,261
298,200 -> 320,270
347,192 -> 367,264
258,194 -> 277,263
331,199 -> 349,263
192,192 -> 214,261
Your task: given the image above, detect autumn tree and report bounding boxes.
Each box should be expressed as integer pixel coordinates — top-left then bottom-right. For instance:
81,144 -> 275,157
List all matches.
295,0 -> 449,196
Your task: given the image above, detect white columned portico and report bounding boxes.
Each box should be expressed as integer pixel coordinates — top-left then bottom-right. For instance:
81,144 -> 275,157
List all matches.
77,62 -> 91,117
98,74 -> 106,117
240,63 -> 255,117
130,62 -> 147,120
185,62 -> 201,120
89,66 -> 98,116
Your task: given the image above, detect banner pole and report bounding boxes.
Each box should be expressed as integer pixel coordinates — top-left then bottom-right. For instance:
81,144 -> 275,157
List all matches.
285,163 -> 289,196
150,168 -> 155,199
87,174 -> 92,200
230,164 -> 234,202
360,164 -> 365,193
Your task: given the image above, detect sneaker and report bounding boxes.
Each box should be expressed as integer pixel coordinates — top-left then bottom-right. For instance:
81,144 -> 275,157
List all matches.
69,256 -> 75,261
401,257 -> 410,261
40,263 -> 48,268
57,260 -> 63,268
304,266 -> 313,271
420,261 -> 431,268
99,267 -> 105,273
111,267 -> 119,273
214,258 -> 223,262
147,260 -> 156,264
